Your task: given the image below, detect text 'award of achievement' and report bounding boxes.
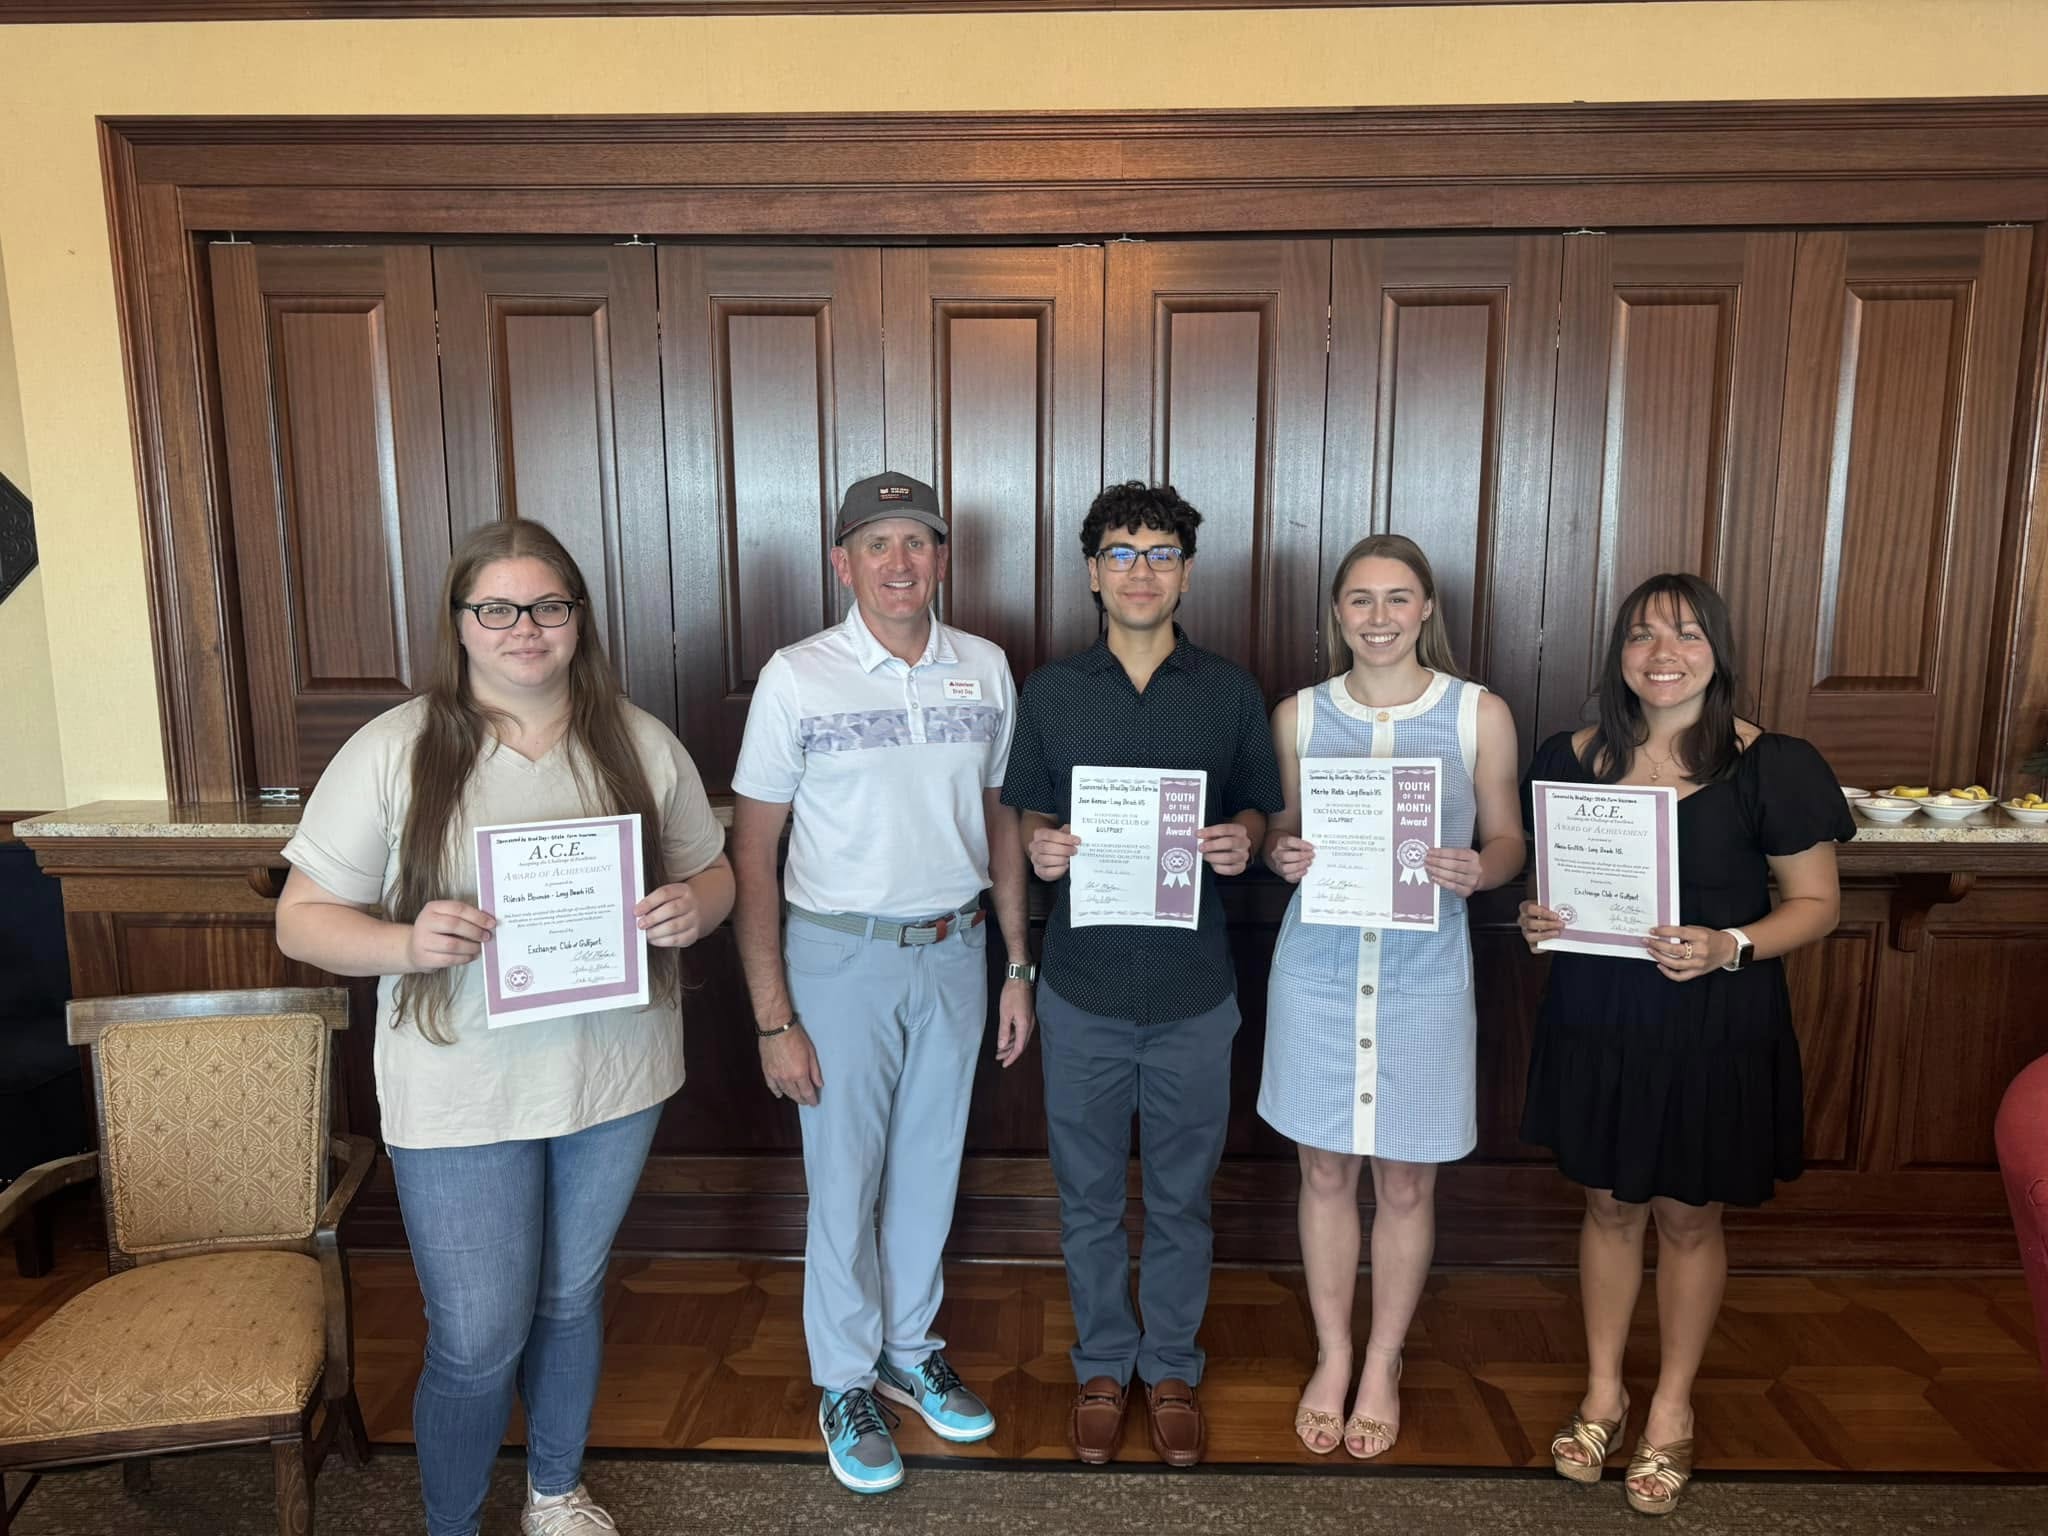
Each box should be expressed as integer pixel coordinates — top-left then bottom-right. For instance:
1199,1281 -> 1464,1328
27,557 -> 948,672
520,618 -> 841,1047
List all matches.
474,813 -> 650,1025
1530,782 -> 1680,960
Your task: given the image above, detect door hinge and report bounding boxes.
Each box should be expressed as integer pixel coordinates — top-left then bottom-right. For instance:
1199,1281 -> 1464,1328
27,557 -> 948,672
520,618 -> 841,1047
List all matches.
1326,303 -> 1333,354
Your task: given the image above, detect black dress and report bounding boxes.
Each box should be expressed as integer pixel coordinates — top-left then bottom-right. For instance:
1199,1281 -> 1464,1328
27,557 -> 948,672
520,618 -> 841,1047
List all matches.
1519,731 -> 1856,1207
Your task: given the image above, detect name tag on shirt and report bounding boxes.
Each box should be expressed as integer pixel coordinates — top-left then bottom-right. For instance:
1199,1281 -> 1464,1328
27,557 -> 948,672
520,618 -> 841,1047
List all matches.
943,678 -> 984,701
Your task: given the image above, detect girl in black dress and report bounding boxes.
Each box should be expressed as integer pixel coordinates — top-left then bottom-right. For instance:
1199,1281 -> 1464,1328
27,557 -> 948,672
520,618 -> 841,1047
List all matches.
1517,573 -> 1853,1516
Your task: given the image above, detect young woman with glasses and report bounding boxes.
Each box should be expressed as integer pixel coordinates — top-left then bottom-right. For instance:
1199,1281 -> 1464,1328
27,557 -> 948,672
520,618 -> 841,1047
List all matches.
1258,534 -> 1525,1460
275,520 -> 734,1536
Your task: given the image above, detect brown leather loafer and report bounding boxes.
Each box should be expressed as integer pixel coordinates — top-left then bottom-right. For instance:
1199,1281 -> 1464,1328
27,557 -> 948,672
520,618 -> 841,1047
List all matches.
1145,1377 -> 1205,1467
1069,1375 -> 1130,1463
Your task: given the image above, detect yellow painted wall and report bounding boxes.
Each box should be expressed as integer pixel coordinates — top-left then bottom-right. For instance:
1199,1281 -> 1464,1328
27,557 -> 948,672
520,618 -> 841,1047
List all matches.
0,243 -> 67,811
2,0 -> 2045,804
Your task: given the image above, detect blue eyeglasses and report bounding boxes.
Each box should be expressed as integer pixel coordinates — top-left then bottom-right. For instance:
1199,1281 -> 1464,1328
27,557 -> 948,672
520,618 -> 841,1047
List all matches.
1095,545 -> 1187,571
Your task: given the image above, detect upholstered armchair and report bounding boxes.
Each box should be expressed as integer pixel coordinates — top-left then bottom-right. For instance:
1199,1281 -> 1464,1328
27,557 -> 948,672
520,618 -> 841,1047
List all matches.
0,989 -> 375,1535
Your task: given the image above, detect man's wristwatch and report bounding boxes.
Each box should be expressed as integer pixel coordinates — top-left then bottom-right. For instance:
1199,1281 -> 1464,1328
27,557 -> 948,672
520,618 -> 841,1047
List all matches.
1004,961 -> 1038,983
1720,928 -> 1754,972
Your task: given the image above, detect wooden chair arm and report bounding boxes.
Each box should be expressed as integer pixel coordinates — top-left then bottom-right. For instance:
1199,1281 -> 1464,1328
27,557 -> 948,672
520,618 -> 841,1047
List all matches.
314,1135 -> 375,1399
316,1135 -> 376,1236
0,1151 -> 98,1239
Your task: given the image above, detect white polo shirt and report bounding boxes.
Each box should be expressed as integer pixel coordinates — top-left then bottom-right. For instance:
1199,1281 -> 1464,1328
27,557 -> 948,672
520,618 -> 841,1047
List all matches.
732,604 -> 1016,917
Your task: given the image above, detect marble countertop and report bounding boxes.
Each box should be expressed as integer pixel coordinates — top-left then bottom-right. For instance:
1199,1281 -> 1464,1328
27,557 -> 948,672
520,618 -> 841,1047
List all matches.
1845,806 -> 2048,842
17,798 -> 737,839
15,798 -> 2042,844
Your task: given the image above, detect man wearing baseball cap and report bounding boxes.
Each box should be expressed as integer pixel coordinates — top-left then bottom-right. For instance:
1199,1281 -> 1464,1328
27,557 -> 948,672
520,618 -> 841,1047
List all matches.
731,471 -> 1036,1494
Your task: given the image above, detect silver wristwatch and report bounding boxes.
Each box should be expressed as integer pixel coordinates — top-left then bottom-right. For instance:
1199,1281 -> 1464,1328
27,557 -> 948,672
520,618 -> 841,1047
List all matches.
1004,961 -> 1038,983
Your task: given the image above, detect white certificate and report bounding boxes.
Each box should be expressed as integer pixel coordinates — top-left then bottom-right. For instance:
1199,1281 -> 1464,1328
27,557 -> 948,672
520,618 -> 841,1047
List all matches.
475,813 -> 650,1026
1530,781 -> 1679,960
1067,767 -> 1208,929
1300,758 -> 1442,932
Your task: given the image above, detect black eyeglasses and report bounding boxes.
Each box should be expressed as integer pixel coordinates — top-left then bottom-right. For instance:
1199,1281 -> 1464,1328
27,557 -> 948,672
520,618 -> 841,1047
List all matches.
455,600 -> 581,630
1095,545 -> 1187,571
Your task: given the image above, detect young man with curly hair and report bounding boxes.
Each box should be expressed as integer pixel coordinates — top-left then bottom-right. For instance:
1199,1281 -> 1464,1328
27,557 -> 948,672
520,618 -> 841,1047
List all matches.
1002,482 -> 1283,1468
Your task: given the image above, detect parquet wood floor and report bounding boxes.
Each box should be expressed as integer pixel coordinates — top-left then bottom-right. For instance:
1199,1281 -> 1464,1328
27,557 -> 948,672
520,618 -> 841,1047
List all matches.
6,1210 -> 2043,1475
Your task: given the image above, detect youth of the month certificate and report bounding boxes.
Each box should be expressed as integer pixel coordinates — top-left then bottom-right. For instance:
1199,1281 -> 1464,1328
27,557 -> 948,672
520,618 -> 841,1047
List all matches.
1067,767 -> 1208,929
1299,759 -> 1442,932
475,813 -> 650,1026
1529,782 -> 1679,960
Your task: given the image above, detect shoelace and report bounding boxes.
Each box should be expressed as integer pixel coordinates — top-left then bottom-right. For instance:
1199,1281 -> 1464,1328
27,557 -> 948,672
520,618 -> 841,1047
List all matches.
825,1386 -> 899,1442
918,1354 -> 967,1398
525,1486 -> 618,1535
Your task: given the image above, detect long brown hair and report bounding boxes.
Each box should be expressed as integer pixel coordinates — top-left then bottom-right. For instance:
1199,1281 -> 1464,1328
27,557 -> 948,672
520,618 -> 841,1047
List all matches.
1582,572 -> 1744,786
390,520 -> 676,1044
1322,534 -> 1463,680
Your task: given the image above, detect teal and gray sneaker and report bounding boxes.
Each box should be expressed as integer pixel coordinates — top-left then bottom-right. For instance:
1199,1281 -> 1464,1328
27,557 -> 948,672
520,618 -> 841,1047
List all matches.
875,1352 -> 996,1443
819,1386 -> 903,1494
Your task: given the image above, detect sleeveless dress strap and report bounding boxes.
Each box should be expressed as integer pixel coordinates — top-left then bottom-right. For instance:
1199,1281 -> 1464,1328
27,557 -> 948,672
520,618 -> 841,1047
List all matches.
1456,678 -> 1486,779
1295,684 -> 1319,759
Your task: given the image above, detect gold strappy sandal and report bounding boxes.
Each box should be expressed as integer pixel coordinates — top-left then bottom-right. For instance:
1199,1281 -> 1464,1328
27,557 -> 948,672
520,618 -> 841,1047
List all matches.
1293,1403 -> 1342,1456
1342,1352 -> 1402,1460
1624,1435 -> 1695,1516
1549,1393 -> 1629,1484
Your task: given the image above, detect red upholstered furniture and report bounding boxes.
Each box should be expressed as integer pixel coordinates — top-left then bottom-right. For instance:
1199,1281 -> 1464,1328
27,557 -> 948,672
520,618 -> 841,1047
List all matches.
1995,1053 -> 2048,1385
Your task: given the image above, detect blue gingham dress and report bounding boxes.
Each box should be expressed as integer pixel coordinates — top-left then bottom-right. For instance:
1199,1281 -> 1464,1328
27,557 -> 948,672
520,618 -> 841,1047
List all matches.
1257,672 -> 1482,1161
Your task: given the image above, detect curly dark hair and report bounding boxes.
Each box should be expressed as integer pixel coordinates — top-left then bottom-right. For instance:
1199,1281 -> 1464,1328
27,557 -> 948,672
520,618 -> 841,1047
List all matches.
1078,481 -> 1202,562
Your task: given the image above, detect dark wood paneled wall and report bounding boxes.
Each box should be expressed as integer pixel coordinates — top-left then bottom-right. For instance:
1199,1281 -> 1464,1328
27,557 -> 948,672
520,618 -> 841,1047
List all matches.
58,102 -> 2048,1271
25,835 -> 2048,1268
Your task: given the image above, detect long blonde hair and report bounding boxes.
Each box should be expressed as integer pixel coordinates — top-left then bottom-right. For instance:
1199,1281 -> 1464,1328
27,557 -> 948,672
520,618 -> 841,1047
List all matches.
1322,533 -> 1463,679
390,520 -> 676,1044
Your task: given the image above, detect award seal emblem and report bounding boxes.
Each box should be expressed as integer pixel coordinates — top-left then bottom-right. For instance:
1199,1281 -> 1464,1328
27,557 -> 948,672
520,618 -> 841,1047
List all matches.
1159,845 -> 1196,888
1396,838 -> 1430,885
504,965 -> 535,994
1554,904 -> 1577,928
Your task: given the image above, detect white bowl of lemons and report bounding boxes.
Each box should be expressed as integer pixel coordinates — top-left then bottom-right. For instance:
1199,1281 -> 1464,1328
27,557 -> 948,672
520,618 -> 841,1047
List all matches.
1857,795 -> 1919,824
2002,791 -> 2048,825
1919,786 -> 1997,823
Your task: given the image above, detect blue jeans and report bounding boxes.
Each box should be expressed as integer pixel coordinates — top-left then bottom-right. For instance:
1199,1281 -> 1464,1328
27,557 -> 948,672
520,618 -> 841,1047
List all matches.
389,1103 -> 661,1536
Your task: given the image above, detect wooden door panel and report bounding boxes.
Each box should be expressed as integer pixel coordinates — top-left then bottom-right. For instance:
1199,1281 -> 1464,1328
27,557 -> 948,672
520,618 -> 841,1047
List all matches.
1761,228 -> 2031,789
1782,925 -> 1876,1168
1540,232 -> 1796,746
660,246 -> 885,792
210,243 -> 451,792
882,247 -> 1104,674
436,245 -> 674,728
1104,240 -> 1330,699
1324,236 -> 1561,750
1897,926 -> 2048,1169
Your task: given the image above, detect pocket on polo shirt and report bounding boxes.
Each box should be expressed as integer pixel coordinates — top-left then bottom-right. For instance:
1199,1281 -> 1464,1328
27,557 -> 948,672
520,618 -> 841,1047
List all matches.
784,924 -> 860,975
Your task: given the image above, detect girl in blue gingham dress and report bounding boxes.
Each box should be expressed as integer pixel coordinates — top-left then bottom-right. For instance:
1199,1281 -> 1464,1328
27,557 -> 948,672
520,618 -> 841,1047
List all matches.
1257,534 -> 1524,1465
1260,670 -> 1482,1161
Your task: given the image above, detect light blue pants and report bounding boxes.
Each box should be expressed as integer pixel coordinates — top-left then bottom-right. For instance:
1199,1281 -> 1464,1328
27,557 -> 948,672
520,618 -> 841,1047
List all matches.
784,910 -> 988,1392
389,1102 -> 662,1536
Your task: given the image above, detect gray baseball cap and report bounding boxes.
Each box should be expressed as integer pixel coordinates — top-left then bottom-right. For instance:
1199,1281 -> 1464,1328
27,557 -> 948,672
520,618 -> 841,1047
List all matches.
835,471 -> 949,543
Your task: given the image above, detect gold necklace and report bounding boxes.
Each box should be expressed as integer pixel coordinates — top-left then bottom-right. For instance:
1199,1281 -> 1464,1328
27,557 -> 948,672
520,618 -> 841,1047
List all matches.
1642,743 -> 1677,783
